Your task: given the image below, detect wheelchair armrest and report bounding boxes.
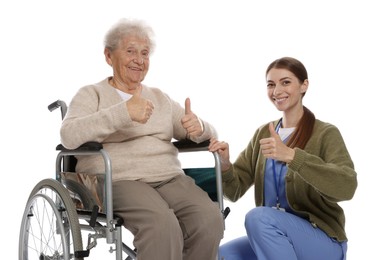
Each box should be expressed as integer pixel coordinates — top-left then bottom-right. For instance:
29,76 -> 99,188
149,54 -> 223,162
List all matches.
57,140 -> 208,152
56,142 -> 103,152
173,139 -> 210,152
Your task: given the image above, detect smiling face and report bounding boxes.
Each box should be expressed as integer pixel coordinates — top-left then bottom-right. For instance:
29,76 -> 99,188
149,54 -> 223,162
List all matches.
105,35 -> 150,93
266,68 -> 308,115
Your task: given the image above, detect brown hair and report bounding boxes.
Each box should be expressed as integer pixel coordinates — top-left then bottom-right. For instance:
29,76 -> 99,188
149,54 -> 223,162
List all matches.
266,57 -> 315,149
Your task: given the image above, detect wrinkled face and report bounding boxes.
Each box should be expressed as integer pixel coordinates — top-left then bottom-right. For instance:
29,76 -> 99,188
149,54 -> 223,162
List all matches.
105,35 -> 150,89
266,68 -> 308,113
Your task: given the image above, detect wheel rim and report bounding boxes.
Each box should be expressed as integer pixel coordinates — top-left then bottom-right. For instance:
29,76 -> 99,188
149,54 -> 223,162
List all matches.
20,187 -> 76,260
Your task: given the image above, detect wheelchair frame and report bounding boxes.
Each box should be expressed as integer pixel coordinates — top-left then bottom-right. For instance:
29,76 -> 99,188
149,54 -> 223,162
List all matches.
19,100 -> 229,260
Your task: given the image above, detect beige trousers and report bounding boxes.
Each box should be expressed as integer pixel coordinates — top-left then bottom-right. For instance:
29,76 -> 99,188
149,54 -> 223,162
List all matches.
112,174 -> 224,260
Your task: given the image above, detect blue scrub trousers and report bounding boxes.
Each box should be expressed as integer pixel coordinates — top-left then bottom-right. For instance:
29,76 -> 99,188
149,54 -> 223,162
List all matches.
219,207 -> 347,260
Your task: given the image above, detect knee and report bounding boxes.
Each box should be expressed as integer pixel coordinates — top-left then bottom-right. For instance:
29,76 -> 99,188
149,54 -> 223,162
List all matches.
194,204 -> 224,240
132,209 -> 184,257
153,209 -> 182,234
244,207 -> 270,234
219,237 -> 255,260
134,208 -> 182,240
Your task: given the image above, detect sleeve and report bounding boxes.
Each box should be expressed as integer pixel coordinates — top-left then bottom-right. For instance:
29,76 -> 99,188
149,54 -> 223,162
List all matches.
221,126 -> 264,202
60,85 -> 132,149
288,123 -> 357,202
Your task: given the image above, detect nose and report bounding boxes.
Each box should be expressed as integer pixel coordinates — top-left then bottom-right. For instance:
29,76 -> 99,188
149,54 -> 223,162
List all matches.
132,52 -> 145,65
133,56 -> 144,65
273,84 -> 283,96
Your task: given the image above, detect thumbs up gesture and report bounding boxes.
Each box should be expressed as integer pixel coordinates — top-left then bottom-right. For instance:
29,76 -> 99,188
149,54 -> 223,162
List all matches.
126,85 -> 154,124
259,122 -> 295,163
181,98 -> 203,138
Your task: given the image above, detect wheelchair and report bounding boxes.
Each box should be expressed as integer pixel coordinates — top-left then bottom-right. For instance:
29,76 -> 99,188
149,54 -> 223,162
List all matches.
19,100 -> 230,260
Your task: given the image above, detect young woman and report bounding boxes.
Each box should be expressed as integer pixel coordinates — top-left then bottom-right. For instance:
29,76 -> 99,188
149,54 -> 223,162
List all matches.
209,57 -> 357,260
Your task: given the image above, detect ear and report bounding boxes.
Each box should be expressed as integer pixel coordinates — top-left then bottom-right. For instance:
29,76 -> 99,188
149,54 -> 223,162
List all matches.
300,79 -> 309,94
104,48 -> 112,66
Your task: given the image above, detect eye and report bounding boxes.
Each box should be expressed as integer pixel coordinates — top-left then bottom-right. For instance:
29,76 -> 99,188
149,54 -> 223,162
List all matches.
267,83 -> 275,89
127,49 -> 136,55
282,80 -> 291,86
141,50 -> 149,58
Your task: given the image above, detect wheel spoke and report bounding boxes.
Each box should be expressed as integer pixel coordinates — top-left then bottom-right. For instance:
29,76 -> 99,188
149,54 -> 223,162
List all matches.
19,179 -> 83,260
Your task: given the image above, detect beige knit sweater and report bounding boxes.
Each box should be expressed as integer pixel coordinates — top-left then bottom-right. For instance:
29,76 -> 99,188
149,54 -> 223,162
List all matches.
60,78 -> 217,183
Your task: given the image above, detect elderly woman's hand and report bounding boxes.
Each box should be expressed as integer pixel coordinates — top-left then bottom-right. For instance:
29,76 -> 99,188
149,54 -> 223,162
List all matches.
126,86 -> 154,124
181,98 -> 203,138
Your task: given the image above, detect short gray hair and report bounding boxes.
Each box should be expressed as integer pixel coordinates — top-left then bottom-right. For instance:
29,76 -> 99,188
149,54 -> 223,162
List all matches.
104,18 -> 155,53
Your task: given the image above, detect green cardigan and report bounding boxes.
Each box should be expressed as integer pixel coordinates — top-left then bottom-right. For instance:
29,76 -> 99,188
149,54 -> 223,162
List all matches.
222,119 -> 357,242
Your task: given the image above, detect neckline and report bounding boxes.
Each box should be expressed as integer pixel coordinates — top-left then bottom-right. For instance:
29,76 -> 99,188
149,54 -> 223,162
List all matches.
276,119 -> 295,141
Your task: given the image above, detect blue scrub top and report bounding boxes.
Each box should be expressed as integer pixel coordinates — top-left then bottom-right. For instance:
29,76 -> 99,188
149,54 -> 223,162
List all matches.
263,121 -> 294,212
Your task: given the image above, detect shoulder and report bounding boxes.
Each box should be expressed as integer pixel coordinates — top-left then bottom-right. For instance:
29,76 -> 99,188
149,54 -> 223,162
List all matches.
255,119 -> 280,136
142,85 -> 168,97
247,120 -> 277,146
313,119 -> 341,134
142,85 -> 177,106
75,78 -> 111,93
310,119 -> 346,146
82,78 -> 113,91
70,78 -> 119,105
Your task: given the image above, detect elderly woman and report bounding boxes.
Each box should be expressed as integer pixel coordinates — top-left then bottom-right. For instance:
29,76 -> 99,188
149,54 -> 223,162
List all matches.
60,18 -> 224,260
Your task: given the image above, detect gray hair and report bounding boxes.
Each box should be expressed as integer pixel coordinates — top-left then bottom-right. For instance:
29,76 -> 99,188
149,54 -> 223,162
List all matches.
104,18 -> 155,53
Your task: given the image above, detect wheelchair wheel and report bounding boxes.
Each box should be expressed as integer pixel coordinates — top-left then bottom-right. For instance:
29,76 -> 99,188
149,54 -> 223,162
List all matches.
19,178 -> 84,260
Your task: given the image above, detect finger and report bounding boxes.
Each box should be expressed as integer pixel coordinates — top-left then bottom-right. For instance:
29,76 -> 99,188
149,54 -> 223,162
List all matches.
269,122 -> 279,138
209,143 -> 223,152
132,85 -> 142,97
185,97 -> 192,115
147,100 -> 155,112
209,137 -> 218,149
213,141 -> 227,151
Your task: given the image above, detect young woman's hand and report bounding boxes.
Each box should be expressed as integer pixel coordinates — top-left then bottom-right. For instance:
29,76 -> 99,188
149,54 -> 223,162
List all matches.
260,122 -> 295,163
209,137 -> 231,171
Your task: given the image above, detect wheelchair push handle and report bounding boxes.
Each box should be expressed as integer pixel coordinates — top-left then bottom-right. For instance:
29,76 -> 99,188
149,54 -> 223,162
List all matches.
48,99 -> 67,120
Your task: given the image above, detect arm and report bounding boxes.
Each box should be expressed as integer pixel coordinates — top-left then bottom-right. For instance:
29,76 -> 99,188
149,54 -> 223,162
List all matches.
209,127 -> 264,202
60,85 -> 132,149
288,123 -> 357,202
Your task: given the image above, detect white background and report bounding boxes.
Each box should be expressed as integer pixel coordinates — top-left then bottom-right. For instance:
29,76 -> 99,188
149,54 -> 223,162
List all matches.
1,0 -> 374,259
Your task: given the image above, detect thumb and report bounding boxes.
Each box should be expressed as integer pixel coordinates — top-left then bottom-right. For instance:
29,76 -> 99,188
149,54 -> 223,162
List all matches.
132,85 -> 142,97
269,122 -> 279,138
185,97 -> 192,115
